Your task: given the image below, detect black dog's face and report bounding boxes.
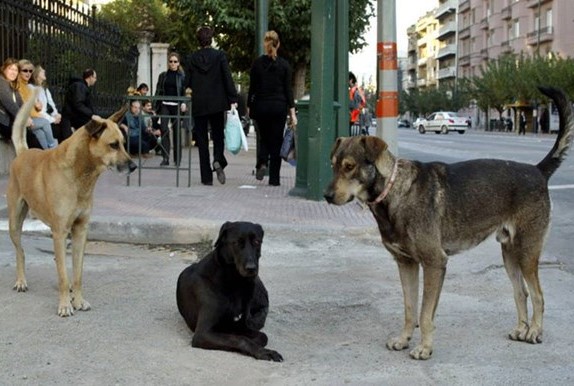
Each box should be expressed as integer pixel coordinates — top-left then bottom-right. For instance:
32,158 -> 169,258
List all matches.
215,222 -> 264,278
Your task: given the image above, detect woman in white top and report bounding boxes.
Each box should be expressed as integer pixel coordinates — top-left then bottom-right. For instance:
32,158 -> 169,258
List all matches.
30,65 -> 61,125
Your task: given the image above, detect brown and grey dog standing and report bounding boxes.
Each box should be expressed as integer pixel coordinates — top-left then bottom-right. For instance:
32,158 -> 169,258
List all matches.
7,89 -> 136,317
324,87 -> 573,360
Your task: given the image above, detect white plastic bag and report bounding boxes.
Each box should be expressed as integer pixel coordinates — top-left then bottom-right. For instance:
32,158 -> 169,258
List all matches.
225,107 -> 242,155
239,121 -> 248,152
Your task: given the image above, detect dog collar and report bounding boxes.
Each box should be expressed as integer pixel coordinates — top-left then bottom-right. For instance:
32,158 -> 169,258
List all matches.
368,159 -> 399,206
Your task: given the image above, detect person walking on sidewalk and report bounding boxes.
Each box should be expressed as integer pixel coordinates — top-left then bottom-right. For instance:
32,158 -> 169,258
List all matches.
519,111 -> 527,135
155,52 -> 187,166
185,26 -> 238,185
247,30 -> 297,186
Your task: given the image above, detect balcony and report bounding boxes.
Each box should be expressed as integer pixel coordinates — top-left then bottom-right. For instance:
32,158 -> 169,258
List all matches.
435,0 -> 457,19
418,57 -> 428,66
459,0 -> 470,13
437,44 -> 457,59
459,26 -> 471,39
480,17 -> 489,30
438,20 -> 457,39
501,6 -> 512,20
500,40 -> 512,54
458,54 -> 470,66
417,78 -> 427,87
480,48 -> 489,59
438,66 -> 456,79
526,0 -> 552,8
527,26 -> 554,45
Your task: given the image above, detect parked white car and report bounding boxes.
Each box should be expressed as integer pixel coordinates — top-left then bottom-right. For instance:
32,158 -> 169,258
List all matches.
416,111 -> 468,134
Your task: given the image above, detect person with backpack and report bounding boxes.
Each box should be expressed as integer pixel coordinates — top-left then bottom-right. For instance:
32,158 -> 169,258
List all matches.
349,72 -> 365,134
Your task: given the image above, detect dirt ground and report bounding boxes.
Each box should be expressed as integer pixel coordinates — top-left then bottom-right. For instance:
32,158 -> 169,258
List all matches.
1,231 -> 573,385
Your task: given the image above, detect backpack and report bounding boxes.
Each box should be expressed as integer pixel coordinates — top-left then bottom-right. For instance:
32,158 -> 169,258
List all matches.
349,86 -> 366,123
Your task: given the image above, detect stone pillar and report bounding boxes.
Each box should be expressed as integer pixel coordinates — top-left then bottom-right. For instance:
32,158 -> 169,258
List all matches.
150,43 -> 170,94
136,31 -> 154,91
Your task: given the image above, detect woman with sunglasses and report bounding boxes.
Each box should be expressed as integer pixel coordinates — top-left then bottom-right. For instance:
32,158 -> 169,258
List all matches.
155,52 -> 187,166
17,59 -> 57,149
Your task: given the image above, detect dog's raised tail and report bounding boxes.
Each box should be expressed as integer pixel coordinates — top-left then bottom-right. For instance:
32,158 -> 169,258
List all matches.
11,87 -> 39,156
537,86 -> 574,180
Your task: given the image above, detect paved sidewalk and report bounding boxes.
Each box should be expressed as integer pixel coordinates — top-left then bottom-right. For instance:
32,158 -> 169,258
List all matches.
0,134 -> 376,243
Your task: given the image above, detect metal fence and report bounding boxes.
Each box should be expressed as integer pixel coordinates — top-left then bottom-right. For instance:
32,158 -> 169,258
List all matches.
0,0 -> 139,116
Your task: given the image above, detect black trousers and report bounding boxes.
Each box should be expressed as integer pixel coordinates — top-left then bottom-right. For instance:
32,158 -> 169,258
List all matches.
194,112 -> 226,184
159,104 -> 181,164
256,111 -> 287,186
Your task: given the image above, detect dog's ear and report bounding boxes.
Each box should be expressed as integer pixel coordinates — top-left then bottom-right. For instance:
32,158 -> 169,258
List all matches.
84,117 -> 107,138
255,223 -> 264,241
108,105 -> 128,123
214,221 -> 232,249
330,137 -> 348,160
361,136 -> 388,163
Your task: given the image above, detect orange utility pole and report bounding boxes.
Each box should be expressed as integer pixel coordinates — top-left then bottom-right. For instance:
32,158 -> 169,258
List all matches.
376,0 -> 398,155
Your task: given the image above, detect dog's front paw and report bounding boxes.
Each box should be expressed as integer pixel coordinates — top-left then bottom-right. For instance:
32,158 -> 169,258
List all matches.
13,280 -> 28,292
386,336 -> 410,351
525,325 -> 543,344
58,303 -> 74,317
255,348 -> 283,362
508,323 -> 529,341
409,344 -> 433,360
72,297 -> 91,312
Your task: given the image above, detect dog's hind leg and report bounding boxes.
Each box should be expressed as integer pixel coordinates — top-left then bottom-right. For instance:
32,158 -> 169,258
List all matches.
501,243 -> 529,341
502,231 -> 545,344
69,217 -> 91,312
9,197 -> 29,292
387,259 -> 419,352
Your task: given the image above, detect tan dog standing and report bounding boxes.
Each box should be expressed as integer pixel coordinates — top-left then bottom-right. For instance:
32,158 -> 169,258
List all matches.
7,89 -> 136,317
324,87 -> 573,359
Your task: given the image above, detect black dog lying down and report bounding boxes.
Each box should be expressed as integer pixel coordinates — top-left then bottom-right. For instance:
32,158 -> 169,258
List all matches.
176,221 -> 283,362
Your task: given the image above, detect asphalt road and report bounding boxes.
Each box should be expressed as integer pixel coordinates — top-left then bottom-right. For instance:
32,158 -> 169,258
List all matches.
1,230 -> 573,385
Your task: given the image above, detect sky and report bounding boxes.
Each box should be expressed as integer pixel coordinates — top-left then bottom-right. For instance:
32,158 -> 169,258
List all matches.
349,0 -> 435,84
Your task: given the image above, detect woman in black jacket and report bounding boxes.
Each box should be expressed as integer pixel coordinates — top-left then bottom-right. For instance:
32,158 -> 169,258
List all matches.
185,26 -> 238,185
155,52 -> 187,166
0,58 -> 24,140
248,31 -> 297,186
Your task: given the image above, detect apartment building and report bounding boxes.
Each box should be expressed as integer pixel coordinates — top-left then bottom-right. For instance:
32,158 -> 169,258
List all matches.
412,11 -> 439,90
436,0 -> 458,88
407,0 -> 574,90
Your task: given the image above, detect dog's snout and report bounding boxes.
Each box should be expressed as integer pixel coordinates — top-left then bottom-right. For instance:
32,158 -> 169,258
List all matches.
243,260 -> 258,277
128,161 -> 137,173
324,190 -> 335,203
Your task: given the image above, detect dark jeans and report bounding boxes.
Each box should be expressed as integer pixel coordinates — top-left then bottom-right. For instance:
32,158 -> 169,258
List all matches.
126,131 -> 157,154
159,104 -> 181,164
256,111 -> 287,185
194,112 -> 226,184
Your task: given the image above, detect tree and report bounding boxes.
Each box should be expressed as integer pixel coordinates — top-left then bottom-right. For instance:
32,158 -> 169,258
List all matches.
163,0 -> 375,98
98,0 -> 172,44
459,53 -> 574,129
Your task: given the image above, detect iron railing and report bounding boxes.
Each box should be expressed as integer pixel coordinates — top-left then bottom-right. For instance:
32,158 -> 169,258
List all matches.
0,0 -> 139,117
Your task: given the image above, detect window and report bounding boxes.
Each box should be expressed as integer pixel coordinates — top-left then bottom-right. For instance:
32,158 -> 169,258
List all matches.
514,19 -> 520,38
546,9 -> 553,29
